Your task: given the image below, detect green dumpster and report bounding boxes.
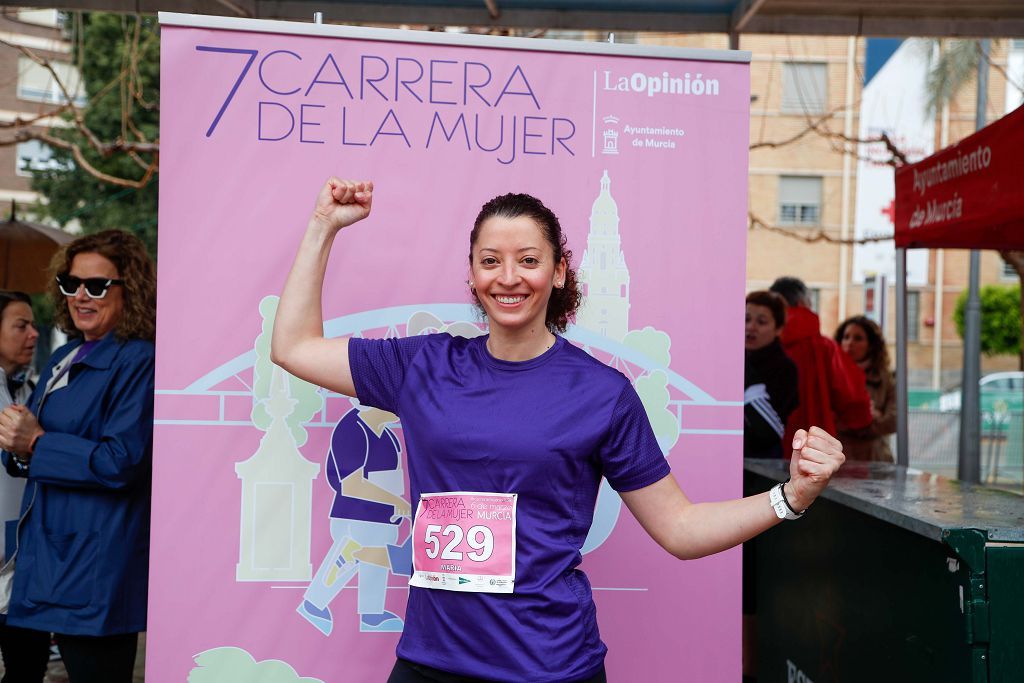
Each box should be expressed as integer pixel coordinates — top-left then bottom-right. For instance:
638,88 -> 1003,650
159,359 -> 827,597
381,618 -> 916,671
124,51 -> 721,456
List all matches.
744,459 -> 1024,683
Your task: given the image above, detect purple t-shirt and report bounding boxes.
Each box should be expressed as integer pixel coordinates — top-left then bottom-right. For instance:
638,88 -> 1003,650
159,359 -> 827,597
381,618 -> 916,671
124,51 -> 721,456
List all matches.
349,333 -> 670,682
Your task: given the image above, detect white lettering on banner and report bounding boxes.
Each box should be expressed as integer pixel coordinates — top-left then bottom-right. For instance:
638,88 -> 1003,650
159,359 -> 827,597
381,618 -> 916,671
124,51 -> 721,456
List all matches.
603,70 -> 720,98
623,125 -> 685,136
786,659 -> 815,683
912,144 -> 992,196
908,193 -> 964,229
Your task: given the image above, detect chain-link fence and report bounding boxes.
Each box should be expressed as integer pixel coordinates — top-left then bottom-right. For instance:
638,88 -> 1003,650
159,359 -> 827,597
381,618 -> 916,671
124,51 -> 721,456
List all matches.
905,409 -> 1023,492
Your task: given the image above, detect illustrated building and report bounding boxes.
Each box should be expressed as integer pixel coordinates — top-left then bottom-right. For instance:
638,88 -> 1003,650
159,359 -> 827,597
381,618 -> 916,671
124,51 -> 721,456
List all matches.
577,170 -> 630,342
602,115 -> 620,155
236,366 -> 320,581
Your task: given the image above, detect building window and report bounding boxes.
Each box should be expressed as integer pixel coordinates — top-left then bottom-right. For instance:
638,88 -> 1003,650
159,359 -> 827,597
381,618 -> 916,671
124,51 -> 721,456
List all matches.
778,176 -> 822,225
809,288 -> 821,314
781,62 -> 828,114
1001,260 -> 1017,280
17,57 -> 85,105
907,291 -> 920,343
16,140 -> 69,176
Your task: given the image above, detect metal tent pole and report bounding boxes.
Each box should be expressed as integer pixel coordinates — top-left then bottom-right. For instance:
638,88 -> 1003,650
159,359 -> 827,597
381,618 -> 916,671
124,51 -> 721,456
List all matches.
957,39 -> 991,483
896,249 -> 909,465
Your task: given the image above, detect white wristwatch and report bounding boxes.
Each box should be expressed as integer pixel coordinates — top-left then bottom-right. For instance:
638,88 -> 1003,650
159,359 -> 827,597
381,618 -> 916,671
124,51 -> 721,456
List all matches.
769,482 -> 805,521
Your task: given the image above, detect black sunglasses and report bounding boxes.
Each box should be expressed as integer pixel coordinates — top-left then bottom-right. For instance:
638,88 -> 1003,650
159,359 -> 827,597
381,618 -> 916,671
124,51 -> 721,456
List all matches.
55,274 -> 124,299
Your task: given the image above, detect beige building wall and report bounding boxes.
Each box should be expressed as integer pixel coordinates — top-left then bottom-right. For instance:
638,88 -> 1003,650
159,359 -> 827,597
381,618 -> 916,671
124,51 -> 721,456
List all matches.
637,32 -> 1021,389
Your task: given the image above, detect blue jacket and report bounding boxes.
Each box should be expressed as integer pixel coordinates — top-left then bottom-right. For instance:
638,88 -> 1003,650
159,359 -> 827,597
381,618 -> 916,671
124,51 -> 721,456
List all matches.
1,334 -> 154,635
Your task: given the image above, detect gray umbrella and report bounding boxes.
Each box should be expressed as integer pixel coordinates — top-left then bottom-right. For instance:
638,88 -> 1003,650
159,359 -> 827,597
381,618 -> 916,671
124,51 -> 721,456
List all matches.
0,201 -> 73,293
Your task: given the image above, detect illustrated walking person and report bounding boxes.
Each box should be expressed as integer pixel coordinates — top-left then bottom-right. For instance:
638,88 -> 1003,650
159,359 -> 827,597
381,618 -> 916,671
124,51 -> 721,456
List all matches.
299,401 -> 412,635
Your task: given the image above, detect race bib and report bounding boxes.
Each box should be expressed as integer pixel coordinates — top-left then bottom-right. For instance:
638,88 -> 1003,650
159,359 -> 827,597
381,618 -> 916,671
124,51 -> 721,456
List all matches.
410,491 -> 517,594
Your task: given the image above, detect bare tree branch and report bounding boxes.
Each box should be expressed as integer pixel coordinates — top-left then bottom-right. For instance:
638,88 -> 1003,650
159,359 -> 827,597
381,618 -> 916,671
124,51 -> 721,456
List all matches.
749,212 -> 893,245
0,128 -> 158,155
750,103 -> 908,166
126,149 -> 151,172
878,132 -> 909,166
0,106 -> 74,129
748,109 -> 836,150
7,128 -> 157,188
0,32 -> 158,188
127,19 -> 158,111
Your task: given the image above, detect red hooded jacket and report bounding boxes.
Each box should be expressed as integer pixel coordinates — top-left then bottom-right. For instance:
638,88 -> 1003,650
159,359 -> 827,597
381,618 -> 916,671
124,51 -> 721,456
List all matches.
779,305 -> 873,452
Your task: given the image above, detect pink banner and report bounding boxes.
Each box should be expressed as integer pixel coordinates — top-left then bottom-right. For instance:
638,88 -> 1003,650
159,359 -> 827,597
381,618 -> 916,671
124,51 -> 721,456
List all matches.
153,15 -> 749,682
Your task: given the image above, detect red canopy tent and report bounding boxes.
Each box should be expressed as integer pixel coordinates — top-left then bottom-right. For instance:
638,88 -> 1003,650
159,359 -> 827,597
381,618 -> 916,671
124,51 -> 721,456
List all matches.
893,103 -> 1024,476
896,104 -> 1024,251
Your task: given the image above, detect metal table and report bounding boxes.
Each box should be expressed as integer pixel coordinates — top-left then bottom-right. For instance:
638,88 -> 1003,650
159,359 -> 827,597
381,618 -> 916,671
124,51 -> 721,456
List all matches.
744,459 -> 1024,683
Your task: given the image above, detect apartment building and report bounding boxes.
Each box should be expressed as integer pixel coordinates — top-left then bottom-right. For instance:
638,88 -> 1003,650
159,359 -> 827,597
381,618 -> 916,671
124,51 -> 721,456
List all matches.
638,32 -> 1022,390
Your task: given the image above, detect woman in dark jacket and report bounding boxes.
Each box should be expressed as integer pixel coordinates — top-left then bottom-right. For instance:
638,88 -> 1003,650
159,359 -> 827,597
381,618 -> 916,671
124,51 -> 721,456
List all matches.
743,290 -> 798,459
741,290 -> 801,680
0,230 -> 155,682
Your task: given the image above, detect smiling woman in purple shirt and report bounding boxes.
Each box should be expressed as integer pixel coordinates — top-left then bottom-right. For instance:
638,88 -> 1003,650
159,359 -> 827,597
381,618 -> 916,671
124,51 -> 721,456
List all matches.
271,177 -> 847,683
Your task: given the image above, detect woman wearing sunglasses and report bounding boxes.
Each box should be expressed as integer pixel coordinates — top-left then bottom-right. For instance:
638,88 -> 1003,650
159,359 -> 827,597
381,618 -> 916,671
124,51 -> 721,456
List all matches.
0,230 -> 155,682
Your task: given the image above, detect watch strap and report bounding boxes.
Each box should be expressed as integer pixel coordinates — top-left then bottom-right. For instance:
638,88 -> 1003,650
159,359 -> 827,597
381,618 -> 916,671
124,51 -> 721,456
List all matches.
769,482 -> 804,521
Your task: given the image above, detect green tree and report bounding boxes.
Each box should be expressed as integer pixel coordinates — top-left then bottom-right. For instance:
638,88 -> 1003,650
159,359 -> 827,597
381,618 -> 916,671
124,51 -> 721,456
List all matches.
1001,251 -> 1024,369
922,39 -> 980,115
29,13 -> 160,256
953,284 -> 1021,357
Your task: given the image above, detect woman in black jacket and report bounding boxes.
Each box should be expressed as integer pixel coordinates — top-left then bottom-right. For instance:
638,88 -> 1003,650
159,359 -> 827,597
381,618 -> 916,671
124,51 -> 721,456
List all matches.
743,290 -> 798,459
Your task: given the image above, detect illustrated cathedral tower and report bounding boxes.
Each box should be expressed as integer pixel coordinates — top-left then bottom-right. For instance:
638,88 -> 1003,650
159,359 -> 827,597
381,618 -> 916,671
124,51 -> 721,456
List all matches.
578,170 -> 630,341
236,365 -> 320,582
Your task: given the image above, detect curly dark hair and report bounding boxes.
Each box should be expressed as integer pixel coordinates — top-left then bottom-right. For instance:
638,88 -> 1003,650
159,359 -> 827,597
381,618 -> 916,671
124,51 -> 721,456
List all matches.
469,193 -> 583,333
48,230 -> 156,341
834,315 -> 890,373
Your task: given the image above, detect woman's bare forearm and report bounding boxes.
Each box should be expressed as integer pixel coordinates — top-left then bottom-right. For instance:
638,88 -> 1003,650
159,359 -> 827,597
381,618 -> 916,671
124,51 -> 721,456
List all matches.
271,179 -> 372,395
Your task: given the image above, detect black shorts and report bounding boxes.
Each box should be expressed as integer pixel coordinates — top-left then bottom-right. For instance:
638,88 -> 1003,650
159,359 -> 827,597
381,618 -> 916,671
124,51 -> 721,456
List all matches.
387,658 -> 608,683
